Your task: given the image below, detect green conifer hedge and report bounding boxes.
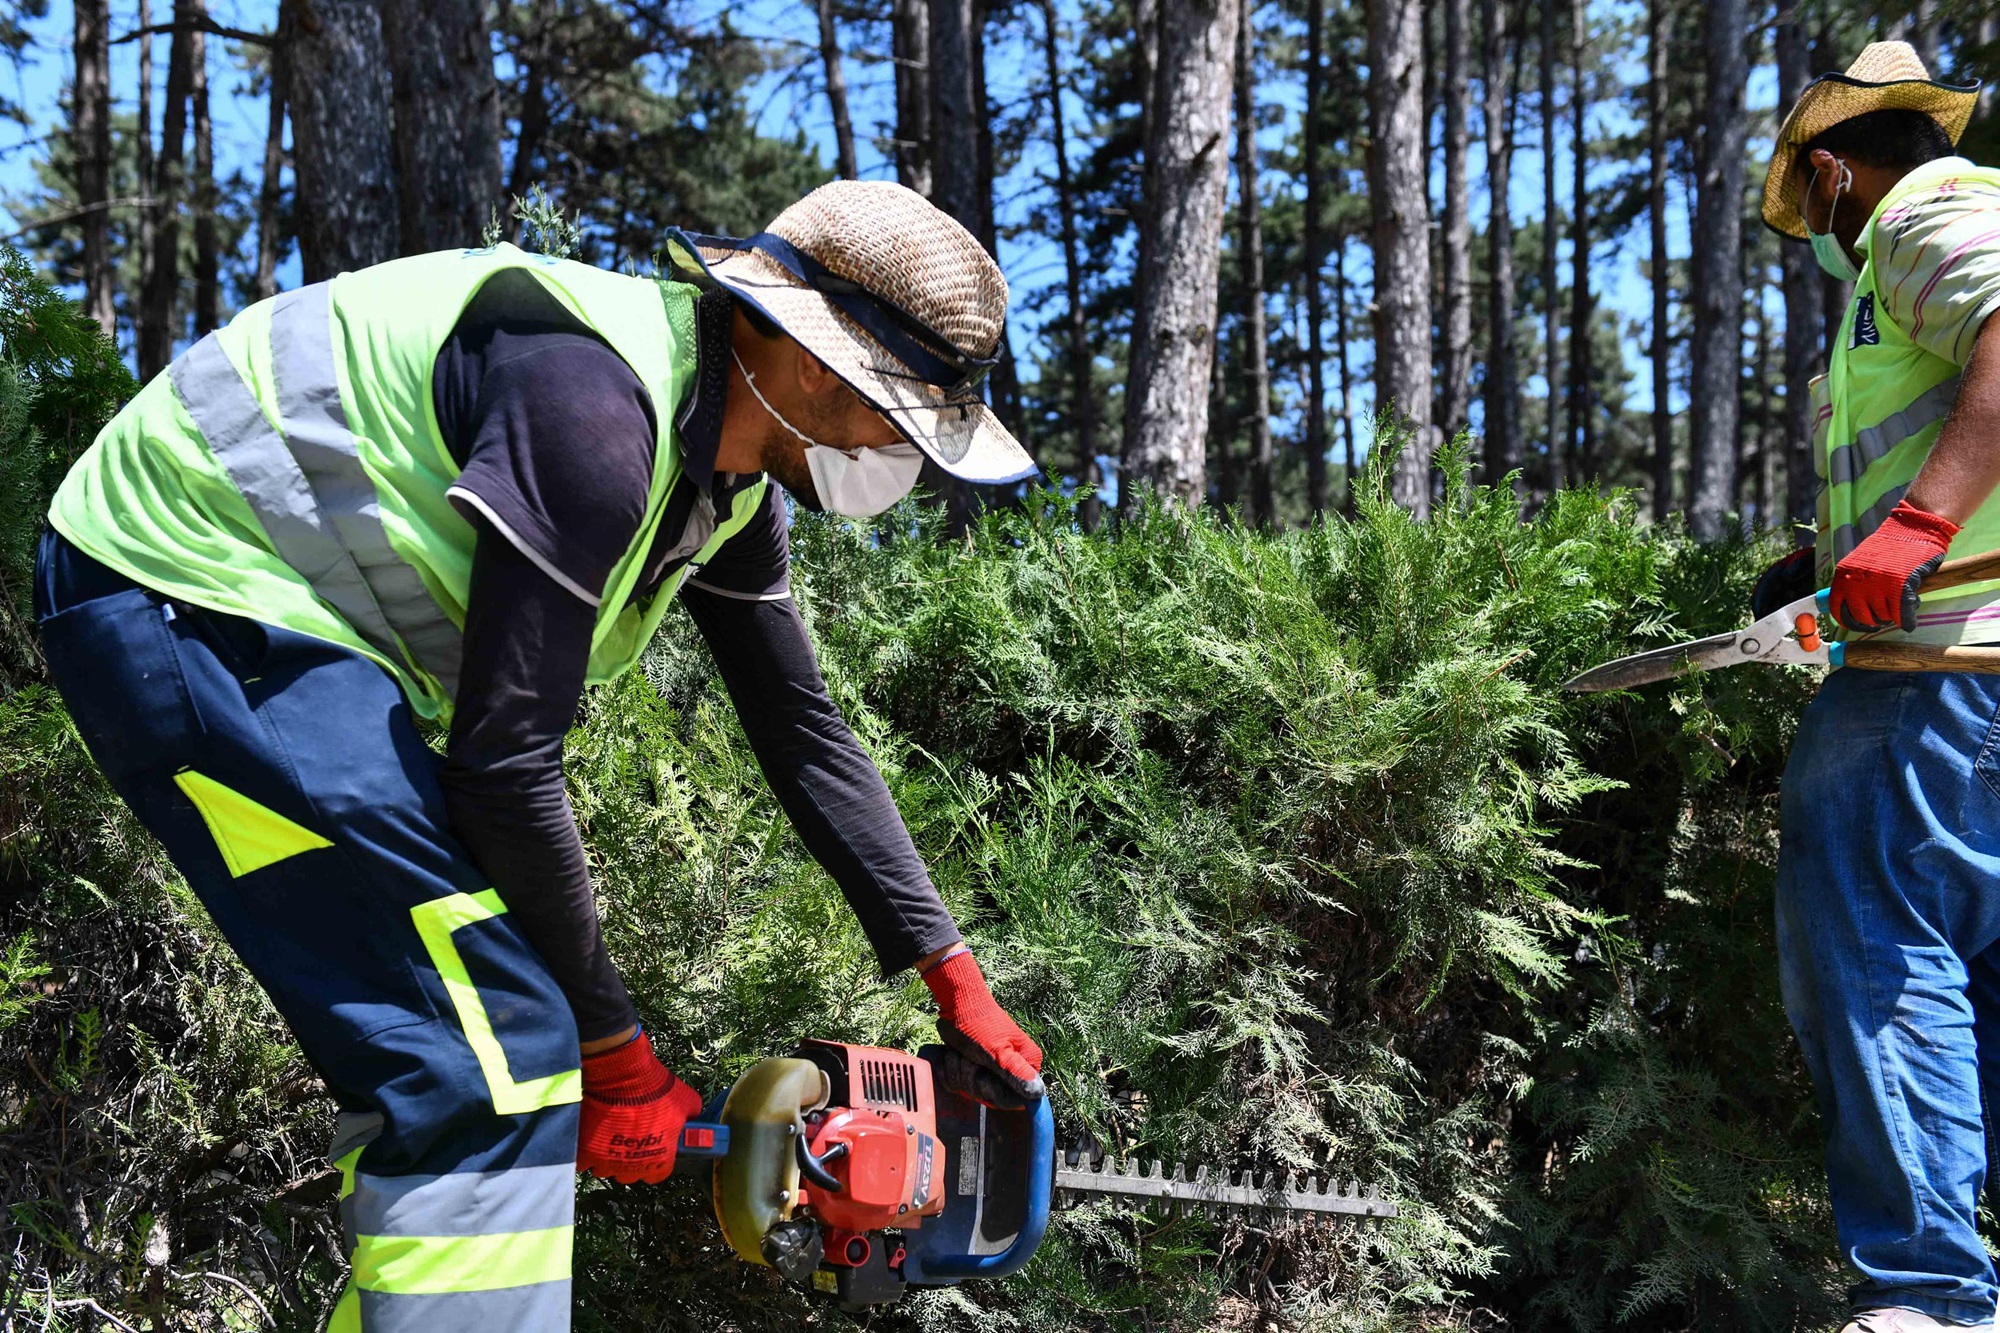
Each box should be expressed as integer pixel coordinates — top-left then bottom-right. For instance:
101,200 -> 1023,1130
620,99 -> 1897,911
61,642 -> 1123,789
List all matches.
0,254 -> 1839,1330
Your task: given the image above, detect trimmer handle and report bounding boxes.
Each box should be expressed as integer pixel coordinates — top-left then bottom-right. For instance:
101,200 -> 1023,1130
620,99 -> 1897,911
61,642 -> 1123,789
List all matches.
671,1118 -> 732,1175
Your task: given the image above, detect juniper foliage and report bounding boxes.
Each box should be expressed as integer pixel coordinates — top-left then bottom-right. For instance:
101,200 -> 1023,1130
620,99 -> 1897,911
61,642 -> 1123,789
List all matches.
0,256 -> 1843,1329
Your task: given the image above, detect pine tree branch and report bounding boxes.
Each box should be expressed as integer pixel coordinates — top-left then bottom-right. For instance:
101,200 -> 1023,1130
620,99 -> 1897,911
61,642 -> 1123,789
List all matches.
2,196 -> 159,243
111,18 -> 275,48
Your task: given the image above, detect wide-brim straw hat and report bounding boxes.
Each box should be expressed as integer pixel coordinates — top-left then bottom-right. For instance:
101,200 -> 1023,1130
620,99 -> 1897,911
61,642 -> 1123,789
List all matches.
1762,40 -> 1979,239
663,181 -> 1036,486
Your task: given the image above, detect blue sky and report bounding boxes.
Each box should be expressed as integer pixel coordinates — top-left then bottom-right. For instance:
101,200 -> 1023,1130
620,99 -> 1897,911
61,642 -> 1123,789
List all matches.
0,0 -> 1796,441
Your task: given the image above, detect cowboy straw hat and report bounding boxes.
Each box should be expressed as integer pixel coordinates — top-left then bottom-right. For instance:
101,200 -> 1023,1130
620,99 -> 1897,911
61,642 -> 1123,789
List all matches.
1762,40 -> 1980,239
663,181 -> 1037,486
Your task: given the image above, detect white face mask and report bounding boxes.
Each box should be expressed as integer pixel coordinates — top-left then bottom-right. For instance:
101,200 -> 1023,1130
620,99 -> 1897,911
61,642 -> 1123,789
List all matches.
804,441 -> 925,518
1805,160 -> 1863,282
733,348 -> 925,518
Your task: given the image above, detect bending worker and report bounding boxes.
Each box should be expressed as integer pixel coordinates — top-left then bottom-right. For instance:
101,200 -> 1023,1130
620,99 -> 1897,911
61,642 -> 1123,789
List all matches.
32,181 -> 1044,1330
1757,42 -> 2000,1333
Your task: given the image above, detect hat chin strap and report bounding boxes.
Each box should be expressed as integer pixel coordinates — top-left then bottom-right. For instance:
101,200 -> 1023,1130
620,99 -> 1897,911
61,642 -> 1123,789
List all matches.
732,347 -> 828,449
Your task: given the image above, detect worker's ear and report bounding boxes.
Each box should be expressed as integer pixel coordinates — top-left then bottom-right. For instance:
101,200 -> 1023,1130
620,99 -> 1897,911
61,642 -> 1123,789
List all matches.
792,340 -> 844,401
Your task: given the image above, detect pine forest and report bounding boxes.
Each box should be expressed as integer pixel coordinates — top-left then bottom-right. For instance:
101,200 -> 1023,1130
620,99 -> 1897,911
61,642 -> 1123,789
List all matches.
0,0 -> 1995,1329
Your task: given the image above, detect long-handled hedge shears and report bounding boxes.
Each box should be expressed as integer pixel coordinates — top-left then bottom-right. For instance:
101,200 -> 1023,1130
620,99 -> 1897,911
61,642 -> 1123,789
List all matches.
1562,548 -> 2000,693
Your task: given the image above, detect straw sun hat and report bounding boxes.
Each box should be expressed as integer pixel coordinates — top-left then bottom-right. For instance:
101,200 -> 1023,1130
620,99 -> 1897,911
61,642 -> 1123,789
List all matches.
1762,40 -> 1980,239
663,180 -> 1036,486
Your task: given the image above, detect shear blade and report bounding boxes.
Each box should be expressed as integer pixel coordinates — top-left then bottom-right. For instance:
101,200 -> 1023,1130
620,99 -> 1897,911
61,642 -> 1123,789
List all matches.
1559,630 -> 1747,693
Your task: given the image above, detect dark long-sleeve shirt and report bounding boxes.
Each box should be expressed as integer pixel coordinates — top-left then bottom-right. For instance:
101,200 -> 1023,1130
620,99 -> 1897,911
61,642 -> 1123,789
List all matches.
433,271 -> 958,1043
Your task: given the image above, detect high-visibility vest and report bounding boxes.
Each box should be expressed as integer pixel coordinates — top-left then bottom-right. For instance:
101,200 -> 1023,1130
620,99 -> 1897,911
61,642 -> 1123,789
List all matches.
49,244 -> 768,721
1816,158 -> 2000,645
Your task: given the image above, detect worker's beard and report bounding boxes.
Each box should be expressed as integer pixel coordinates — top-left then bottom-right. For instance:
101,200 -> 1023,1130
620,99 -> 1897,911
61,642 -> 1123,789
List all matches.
751,394 -> 852,512
756,429 -> 821,511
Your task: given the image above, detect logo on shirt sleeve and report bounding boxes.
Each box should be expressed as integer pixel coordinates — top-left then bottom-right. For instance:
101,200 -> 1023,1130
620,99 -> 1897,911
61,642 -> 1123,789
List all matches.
1851,292 -> 1881,349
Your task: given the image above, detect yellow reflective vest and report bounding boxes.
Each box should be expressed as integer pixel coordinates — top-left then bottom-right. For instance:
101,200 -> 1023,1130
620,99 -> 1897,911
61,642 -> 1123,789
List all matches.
1815,158 -> 2000,646
50,245 -> 768,720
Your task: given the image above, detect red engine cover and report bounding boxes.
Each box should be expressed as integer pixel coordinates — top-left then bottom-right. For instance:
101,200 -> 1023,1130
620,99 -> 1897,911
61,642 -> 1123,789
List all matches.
796,1043 -> 945,1237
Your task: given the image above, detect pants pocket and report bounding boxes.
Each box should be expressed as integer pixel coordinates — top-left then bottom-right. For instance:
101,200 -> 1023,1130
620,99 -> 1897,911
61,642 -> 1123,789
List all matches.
1976,692 -> 2000,806
38,588 -> 206,780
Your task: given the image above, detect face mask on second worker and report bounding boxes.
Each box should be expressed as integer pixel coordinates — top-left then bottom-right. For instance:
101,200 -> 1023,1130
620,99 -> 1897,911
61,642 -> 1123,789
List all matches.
733,347 -> 925,518
1805,159 -> 1863,282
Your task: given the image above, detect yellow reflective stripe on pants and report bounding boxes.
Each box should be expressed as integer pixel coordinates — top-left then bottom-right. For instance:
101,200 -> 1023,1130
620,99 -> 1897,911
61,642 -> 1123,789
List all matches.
409,889 -> 583,1115
350,1225 -> 573,1294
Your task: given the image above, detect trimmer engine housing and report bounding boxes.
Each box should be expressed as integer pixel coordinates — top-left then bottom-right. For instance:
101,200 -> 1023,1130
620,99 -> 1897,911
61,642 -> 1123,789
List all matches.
701,1039 -> 1052,1308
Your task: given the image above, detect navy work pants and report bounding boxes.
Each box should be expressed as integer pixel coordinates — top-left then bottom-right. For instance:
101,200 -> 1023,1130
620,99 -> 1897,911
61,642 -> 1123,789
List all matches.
34,530 -> 582,1331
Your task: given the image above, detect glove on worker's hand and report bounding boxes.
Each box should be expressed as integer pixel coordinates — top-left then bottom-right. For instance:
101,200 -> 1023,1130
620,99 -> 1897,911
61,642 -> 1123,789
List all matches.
1750,546 -> 1817,620
1829,499 -> 1960,633
923,948 -> 1045,1107
577,1029 -> 704,1184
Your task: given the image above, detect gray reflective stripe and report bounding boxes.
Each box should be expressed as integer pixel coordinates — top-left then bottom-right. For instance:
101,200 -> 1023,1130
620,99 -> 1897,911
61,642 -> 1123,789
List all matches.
350,1163 -> 574,1239
358,1281 -> 570,1332
1825,377 -> 1960,487
1827,482 -> 1913,562
269,285 -> 464,697
168,336 -> 408,670
329,1110 -> 386,1165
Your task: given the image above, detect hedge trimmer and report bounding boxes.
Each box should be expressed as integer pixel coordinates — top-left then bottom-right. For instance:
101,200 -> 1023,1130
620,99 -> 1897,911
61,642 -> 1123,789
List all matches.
669,1040 -> 1396,1309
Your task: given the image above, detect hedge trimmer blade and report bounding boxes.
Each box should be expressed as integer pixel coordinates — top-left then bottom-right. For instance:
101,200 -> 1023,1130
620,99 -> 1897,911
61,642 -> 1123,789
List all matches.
1054,1157 -> 1395,1222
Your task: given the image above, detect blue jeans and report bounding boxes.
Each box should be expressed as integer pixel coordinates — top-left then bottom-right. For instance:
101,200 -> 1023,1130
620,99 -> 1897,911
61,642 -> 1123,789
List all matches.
1778,665 -> 2000,1324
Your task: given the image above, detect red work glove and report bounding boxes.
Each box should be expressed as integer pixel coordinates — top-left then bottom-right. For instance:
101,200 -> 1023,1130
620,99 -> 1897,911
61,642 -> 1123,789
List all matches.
923,948 -> 1045,1105
1829,499 -> 1961,633
577,1029 -> 704,1184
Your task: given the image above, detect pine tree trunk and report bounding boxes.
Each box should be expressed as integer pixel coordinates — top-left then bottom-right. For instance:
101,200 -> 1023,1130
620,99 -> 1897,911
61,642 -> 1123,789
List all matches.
1982,15 -> 1997,121
1649,0 -> 1672,519
1040,0 -> 1098,530
288,0 -> 400,282
1566,0 -> 1592,479
507,0 -> 551,204
1910,0 -> 1941,75
1439,0 -> 1472,445
133,0 -> 154,361
972,9 -> 1026,456
1302,0 -> 1328,516
1118,0 -> 1239,515
1126,0 -> 1162,380
929,0 -> 980,226
138,1 -> 193,378
1368,0 -> 1432,516
1687,0 -> 1747,540
818,0 -> 860,180
925,0 -> 981,529
1777,8 -> 1817,531
893,0 -> 933,195
254,33 -> 288,303
1539,0 -> 1562,492
1751,289 -> 1771,524
1334,234 -> 1356,514
1233,0 -> 1273,526
381,0 -> 501,254
1482,0 -> 1519,490
73,0 -> 113,335
190,14 -> 217,336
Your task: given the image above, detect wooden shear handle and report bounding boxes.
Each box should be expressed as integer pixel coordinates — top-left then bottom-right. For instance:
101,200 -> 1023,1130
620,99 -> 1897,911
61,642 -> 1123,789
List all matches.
1845,641 -> 2000,674
1920,547 -> 2000,594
